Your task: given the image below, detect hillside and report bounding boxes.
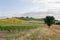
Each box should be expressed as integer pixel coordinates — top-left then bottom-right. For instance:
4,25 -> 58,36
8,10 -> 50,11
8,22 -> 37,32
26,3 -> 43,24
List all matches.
0,18 -> 23,22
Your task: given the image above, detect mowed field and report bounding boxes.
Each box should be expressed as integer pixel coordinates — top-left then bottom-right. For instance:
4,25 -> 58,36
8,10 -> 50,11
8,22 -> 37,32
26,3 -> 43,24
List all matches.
0,18 -> 60,40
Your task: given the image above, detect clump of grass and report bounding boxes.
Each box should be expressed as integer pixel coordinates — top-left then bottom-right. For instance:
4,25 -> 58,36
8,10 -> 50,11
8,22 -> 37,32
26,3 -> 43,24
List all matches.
31,30 -> 40,40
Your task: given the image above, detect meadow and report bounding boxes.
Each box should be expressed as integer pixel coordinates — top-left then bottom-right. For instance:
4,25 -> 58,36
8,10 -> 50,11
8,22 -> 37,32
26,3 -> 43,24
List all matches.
0,19 -> 39,32
0,17 -> 60,40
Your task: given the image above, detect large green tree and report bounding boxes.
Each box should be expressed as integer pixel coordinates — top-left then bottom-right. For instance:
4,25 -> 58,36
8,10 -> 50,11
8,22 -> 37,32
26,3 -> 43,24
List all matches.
44,16 -> 55,28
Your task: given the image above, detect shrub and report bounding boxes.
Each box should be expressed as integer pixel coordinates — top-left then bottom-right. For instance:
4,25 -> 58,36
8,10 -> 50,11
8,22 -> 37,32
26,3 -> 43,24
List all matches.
55,22 -> 60,25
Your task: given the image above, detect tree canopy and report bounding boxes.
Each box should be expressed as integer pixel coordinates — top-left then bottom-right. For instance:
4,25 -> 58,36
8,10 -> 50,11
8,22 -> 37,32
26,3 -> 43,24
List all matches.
44,16 -> 55,28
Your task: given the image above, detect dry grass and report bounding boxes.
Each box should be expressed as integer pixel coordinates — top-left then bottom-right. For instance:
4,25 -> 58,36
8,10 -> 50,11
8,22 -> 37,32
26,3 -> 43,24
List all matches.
17,24 -> 60,40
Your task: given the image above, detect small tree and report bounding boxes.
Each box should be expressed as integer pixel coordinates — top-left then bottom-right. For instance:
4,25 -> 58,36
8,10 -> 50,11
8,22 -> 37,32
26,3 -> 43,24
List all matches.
44,16 -> 55,28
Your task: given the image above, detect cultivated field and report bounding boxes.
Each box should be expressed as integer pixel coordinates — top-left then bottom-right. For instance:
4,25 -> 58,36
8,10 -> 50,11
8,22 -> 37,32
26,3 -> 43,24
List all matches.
0,18 -> 60,40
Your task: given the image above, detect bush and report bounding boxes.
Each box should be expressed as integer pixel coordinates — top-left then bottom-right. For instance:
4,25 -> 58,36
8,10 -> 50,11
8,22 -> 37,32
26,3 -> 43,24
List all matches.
55,22 -> 60,25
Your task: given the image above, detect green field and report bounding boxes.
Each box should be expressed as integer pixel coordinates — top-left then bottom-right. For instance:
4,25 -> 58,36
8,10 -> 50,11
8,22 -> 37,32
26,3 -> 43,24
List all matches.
0,21 -> 39,32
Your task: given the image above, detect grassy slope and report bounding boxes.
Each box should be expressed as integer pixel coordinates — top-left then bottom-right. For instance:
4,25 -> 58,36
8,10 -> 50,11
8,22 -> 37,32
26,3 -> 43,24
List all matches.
0,18 -> 39,31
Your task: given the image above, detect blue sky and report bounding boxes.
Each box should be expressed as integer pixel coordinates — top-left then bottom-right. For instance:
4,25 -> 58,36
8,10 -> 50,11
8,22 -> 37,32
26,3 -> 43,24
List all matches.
0,0 -> 60,19
0,0 -> 47,18
0,0 -> 32,17
0,0 -> 31,12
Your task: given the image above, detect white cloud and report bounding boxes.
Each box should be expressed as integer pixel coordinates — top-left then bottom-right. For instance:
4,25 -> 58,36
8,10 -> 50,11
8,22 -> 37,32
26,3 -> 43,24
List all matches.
32,0 -> 48,11
16,0 -> 60,19
47,0 -> 60,19
48,0 -> 60,9
1,0 -> 60,19
0,0 -> 48,18
16,0 -> 48,13
48,0 -> 60,2
32,0 -> 47,3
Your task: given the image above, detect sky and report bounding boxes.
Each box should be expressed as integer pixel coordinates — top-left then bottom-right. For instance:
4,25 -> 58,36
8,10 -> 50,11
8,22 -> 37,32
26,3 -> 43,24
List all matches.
0,0 -> 60,19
